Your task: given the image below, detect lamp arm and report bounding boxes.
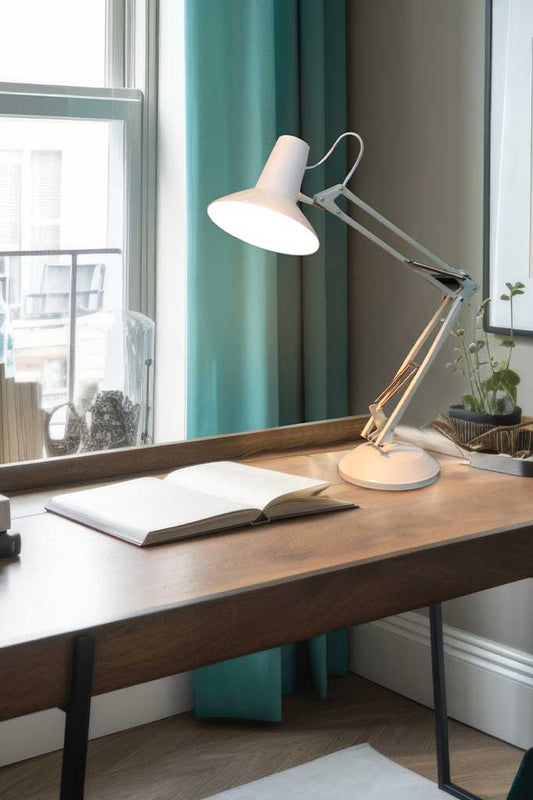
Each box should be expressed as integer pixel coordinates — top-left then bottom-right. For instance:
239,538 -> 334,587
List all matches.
368,294 -> 464,446
311,183 -> 478,447
314,184 -> 473,296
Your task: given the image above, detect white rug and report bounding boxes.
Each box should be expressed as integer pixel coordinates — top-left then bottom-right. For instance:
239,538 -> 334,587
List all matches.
206,744 -> 448,799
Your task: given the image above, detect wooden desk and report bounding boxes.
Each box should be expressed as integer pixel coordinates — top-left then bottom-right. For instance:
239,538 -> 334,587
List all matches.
1,420 -> 532,800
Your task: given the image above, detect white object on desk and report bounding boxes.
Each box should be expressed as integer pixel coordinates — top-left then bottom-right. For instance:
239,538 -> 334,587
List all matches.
338,440 -> 440,491
46,461 -> 354,546
394,425 -> 466,459
0,493 -> 10,531
208,132 -> 478,491
340,424 -> 470,491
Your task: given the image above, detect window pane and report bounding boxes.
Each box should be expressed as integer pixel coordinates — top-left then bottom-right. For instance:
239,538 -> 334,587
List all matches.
0,117 -> 122,252
10,253 -> 123,419
0,115 -> 125,426
11,270 -> 70,414
0,151 -> 21,248
0,0 -> 107,87
31,150 -> 62,248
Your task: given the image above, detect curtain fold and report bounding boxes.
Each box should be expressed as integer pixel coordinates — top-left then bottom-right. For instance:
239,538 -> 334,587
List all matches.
185,0 -> 348,722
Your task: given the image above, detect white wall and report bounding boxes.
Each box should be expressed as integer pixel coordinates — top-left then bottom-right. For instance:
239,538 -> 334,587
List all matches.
347,0 -> 533,653
0,674 -> 192,768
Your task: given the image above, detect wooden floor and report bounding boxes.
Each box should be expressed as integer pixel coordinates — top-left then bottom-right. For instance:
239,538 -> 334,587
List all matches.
0,674 -> 523,800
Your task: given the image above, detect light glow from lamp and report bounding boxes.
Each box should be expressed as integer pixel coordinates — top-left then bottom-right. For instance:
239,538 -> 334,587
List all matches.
208,135 -> 319,256
208,188 -> 318,255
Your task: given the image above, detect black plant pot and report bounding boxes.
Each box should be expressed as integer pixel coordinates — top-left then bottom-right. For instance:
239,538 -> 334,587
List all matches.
448,404 -> 522,428
446,404 -> 522,447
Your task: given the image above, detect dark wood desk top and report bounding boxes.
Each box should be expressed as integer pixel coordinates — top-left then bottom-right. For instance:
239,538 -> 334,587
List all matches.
2,438 -> 533,721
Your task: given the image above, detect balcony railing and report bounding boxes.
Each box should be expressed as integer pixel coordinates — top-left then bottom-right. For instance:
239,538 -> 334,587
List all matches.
0,247 -> 121,403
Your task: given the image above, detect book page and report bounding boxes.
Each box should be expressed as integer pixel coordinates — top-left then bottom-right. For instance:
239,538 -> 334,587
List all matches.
165,461 -> 330,512
46,477 -> 259,545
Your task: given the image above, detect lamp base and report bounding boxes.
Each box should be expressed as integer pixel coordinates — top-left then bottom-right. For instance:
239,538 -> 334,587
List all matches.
338,441 -> 440,491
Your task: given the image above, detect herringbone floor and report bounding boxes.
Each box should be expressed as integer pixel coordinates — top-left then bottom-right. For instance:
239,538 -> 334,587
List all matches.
0,674 -> 523,800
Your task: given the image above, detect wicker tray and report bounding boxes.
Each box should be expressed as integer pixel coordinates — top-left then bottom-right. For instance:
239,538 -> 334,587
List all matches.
432,416 -> 533,477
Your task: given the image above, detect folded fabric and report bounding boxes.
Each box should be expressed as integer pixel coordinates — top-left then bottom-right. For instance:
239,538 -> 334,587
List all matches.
194,630 -> 348,722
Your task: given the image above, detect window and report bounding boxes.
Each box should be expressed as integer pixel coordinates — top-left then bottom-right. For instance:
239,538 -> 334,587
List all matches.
0,0 -> 108,87
0,0 -> 155,459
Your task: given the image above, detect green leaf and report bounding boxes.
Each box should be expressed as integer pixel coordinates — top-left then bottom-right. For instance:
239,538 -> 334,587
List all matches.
500,339 -> 515,348
482,368 -> 520,405
516,282 -> 525,288
482,375 -> 498,391
503,368 -> 520,385
462,394 -> 482,413
494,396 -> 509,413
500,293 -> 510,301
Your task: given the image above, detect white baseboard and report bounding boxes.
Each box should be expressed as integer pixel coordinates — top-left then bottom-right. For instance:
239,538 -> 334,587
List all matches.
350,611 -> 533,750
0,672 -> 193,767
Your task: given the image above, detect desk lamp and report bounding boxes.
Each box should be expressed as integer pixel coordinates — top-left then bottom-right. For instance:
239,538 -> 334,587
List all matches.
208,133 -> 477,490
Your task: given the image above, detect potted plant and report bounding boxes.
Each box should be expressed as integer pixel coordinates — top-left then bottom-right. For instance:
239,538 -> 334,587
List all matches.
446,281 -> 525,430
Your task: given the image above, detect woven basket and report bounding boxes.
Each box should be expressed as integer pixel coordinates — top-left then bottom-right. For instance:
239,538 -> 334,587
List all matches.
433,416 -> 533,456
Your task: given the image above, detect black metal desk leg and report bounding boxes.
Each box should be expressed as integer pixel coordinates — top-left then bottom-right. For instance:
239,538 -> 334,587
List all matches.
430,603 -> 451,787
429,604 -> 482,800
60,635 -> 95,800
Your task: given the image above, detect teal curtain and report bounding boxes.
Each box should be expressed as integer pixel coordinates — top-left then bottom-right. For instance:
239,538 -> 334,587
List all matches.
185,0 -> 348,721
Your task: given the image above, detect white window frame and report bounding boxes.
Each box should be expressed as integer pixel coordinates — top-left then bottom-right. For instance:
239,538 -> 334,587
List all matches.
154,0 -> 187,443
132,0 -> 158,321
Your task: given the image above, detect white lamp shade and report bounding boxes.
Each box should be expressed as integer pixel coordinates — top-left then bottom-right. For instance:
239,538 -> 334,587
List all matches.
207,135 -> 319,256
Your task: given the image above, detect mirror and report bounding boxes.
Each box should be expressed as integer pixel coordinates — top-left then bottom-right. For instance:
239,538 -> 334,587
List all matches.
0,0 -> 499,471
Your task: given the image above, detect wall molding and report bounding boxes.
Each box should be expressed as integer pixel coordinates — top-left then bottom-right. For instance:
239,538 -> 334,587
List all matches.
0,673 -> 193,767
350,611 -> 533,750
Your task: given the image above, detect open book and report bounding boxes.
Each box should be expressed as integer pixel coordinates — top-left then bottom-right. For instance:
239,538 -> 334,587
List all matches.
46,460 -> 355,546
